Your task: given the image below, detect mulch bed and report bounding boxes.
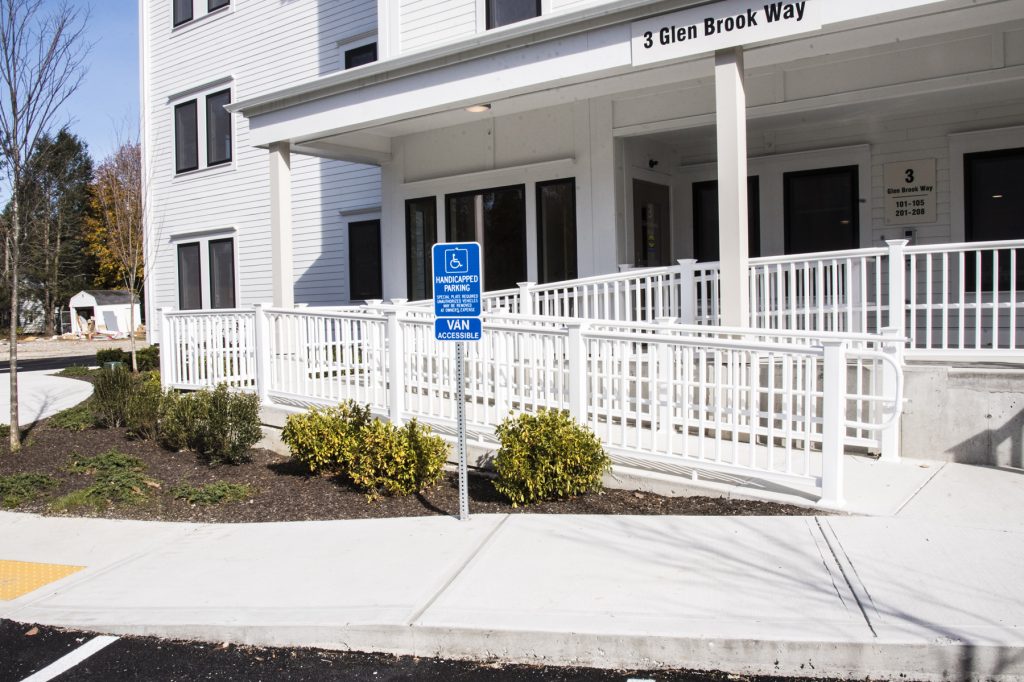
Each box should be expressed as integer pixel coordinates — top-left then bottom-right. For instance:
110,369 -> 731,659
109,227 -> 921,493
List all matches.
0,421 -> 819,522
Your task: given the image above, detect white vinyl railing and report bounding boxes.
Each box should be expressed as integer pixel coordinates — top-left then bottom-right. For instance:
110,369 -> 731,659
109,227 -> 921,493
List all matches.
161,304 -> 904,506
480,239 -> 1024,356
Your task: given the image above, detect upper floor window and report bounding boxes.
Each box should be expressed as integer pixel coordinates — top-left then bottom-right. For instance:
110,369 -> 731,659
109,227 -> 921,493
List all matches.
338,34 -> 378,70
173,0 -> 229,28
174,87 -> 233,175
486,0 -> 540,29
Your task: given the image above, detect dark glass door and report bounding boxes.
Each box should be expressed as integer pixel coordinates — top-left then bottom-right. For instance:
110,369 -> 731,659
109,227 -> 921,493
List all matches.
348,219 -> 382,301
692,177 -> 760,261
405,198 -> 437,301
536,178 -> 577,283
783,166 -> 859,255
633,179 -> 671,267
445,185 -> 526,292
965,147 -> 1024,291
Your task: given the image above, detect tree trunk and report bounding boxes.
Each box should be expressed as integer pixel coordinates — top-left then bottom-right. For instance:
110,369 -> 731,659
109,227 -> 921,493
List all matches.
129,292 -> 137,372
9,194 -> 21,452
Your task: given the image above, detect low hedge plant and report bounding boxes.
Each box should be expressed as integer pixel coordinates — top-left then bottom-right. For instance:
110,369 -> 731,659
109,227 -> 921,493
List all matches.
159,384 -> 262,464
280,400 -> 371,475
492,409 -> 611,506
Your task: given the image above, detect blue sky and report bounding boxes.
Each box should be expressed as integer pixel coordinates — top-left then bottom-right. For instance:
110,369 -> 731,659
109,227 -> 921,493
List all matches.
59,1 -> 139,162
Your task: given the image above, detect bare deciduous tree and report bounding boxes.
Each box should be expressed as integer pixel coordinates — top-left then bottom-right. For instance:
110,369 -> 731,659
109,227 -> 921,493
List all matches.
92,140 -> 145,371
0,0 -> 88,451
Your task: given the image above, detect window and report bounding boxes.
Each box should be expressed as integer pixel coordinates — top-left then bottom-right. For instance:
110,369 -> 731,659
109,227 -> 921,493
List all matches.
344,42 -> 377,69
174,100 -> 198,173
177,243 -> 202,310
783,166 -> 858,255
174,86 -> 232,174
176,236 -> 235,309
633,179 -> 671,267
536,179 -> 577,284
486,0 -> 541,29
173,0 -> 193,27
406,197 -> 437,301
692,177 -> 761,261
446,185 -> 526,292
349,220 -> 383,301
208,238 -> 236,308
208,0 -> 229,11
206,90 -> 232,166
964,147 -> 1024,291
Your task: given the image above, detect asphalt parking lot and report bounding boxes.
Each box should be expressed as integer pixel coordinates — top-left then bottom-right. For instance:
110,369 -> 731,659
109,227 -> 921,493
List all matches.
1,620 -> 871,682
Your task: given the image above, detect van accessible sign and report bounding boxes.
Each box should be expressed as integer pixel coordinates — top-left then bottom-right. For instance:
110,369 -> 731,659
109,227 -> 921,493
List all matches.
631,0 -> 821,66
433,242 -> 482,341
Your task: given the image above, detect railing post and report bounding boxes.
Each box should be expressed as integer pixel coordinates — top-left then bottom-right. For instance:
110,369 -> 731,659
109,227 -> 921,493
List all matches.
656,317 -> 675,447
517,282 -> 536,316
566,320 -> 588,422
886,240 -> 908,342
159,307 -> 173,391
820,339 -> 847,508
879,326 -> 904,463
252,304 -> 270,404
385,306 -> 405,425
677,259 -> 697,324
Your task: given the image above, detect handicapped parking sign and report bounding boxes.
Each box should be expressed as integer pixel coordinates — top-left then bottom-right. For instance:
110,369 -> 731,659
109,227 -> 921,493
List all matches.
433,242 -> 482,324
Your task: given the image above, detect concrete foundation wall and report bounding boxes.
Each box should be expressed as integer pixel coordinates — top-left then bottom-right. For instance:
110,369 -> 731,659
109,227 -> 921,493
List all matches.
902,363 -> 1024,468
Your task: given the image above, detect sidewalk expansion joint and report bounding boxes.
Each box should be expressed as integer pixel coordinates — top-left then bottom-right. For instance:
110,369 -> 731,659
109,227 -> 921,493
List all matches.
406,514 -> 511,626
892,461 -> 947,517
815,517 -> 877,637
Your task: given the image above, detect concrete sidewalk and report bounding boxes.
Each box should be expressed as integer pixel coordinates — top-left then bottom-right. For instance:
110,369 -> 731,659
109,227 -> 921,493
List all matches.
0,369 -> 93,425
2,462 -> 1024,682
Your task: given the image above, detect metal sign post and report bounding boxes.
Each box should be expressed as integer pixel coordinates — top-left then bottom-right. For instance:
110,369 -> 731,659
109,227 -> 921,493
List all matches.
432,242 -> 482,521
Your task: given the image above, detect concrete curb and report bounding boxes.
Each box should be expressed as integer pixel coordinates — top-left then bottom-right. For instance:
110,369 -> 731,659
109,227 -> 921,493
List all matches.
10,617 -> 1021,681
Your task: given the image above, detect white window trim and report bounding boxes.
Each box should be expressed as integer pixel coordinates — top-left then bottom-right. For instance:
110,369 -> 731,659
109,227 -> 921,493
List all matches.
477,0 -> 549,33
170,81 -> 236,178
170,228 -> 240,310
949,125 -> 1024,243
337,31 -> 378,70
171,0 -> 233,33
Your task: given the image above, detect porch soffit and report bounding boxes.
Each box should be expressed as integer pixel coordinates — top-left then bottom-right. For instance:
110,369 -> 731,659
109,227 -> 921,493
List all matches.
238,0 -> 978,151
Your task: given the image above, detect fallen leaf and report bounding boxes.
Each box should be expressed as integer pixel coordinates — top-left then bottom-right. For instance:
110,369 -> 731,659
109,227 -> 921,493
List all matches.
24,627 -> 38,636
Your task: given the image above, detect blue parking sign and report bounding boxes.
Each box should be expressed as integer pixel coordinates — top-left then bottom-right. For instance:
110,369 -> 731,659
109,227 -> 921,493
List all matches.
433,243 -> 482,341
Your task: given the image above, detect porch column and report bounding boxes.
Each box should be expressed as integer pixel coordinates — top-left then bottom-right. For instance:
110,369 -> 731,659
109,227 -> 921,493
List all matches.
714,47 -> 749,327
269,141 -> 294,308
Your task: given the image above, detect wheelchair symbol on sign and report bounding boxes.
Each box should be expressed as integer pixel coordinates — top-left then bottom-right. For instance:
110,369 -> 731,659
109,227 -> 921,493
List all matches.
444,248 -> 469,274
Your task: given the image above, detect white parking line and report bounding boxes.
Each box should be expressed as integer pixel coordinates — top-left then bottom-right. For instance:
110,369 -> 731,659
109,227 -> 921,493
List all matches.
20,635 -> 119,682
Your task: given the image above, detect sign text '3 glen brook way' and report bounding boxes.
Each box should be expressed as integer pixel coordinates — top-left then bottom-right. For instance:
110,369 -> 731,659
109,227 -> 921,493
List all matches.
631,0 -> 821,66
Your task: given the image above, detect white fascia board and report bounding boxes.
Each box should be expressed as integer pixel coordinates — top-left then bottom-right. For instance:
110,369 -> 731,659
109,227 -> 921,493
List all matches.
248,24 -> 631,147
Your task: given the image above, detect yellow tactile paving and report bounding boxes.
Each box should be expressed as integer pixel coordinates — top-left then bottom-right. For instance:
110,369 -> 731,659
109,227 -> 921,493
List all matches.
0,560 -> 85,600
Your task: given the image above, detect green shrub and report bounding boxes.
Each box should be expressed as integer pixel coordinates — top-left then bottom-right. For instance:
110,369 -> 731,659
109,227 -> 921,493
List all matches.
492,409 -> 610,507
159,385 -> 262,464
95,348 -> 126,365
54,450 -> 154,511
347,419 -> 413,500
48,400 -> 97,431
158,390 -> 206,451
280,401 -> 371,475
402,419 -> 448,491
136,345 -> 160,372
0,473 -> 58,508
172,481 -> 253,505
92,367 -> 136,427
0,424 -> 9,440
125,374 -> 162,440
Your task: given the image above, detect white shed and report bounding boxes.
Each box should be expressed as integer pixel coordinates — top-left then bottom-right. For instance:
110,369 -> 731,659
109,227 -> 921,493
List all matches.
69,290 -> 142,337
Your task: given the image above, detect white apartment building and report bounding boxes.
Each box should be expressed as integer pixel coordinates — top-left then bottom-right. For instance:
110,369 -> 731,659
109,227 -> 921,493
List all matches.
146,0 -> 1024,503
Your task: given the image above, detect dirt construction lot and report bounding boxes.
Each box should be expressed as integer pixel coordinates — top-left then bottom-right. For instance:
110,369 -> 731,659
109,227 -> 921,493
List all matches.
0,338 -> 147,362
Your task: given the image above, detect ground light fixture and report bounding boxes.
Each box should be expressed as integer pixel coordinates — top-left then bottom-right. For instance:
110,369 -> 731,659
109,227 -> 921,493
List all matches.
465,103 -> 491,113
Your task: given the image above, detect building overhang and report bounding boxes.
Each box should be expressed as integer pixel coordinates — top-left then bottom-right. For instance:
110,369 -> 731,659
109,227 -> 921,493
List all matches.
231,0 -> 993,162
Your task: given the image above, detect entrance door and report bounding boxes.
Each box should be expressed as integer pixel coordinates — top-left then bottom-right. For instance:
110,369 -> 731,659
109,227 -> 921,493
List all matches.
783,166 -> 859,254
348,219 -> 382,301
446,185 -> 526,292
965,147 -> 1024,291
633,179 -> 671,267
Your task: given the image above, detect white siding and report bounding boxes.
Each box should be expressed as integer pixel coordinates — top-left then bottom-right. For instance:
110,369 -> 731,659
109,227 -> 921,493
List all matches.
143,0 -> 381,333
400,0 -> 477,53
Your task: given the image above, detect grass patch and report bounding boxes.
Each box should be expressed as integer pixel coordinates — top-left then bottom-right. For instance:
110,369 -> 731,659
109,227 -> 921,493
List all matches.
171,481 -> 253,506
48,400 -> 97,431
0,473 -> 58,509
52,450 -> 157,511
57,365 -> 95,378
